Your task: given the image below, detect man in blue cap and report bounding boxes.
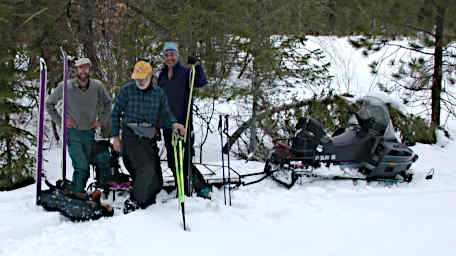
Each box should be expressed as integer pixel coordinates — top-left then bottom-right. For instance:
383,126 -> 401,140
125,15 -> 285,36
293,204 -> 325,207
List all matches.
158,42 -> 211,199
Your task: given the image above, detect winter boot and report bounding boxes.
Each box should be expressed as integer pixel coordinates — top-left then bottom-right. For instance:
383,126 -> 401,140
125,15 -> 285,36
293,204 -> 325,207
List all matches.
196,187 -> 211,200
123,197 -> 140,214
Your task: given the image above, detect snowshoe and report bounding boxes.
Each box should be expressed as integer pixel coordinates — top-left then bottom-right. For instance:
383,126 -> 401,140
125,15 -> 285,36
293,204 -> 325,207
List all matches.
40,179 -> 114,221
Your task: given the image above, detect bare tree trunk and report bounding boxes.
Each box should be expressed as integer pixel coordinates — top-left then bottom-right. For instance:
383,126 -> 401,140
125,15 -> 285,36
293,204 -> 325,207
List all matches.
248,70 -> 260,153
248,0 -> 263,154
79,0 -> 101,79
5,115 -> 13,186
431,5 -> 444,127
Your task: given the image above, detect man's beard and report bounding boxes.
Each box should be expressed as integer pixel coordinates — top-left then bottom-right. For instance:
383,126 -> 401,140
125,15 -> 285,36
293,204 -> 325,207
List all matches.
77,72 -> 89,85
136,75 -> 151,90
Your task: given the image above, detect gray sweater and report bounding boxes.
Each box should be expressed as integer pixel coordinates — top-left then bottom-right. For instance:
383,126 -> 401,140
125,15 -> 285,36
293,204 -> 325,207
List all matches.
45,78 -> 112,131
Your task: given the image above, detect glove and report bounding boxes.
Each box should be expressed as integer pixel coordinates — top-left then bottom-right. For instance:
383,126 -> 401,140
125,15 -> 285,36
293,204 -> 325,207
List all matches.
187,55 -> 199,65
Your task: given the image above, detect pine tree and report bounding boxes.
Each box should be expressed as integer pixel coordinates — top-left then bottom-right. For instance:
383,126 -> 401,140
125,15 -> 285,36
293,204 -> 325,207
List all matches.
123,0 -> 333,158
0,1 -> 41,190
332,0 -> 456,128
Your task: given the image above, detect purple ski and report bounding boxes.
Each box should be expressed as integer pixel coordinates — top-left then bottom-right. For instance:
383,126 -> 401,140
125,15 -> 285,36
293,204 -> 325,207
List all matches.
60,48 -> 69,180
36,58 -> 47,205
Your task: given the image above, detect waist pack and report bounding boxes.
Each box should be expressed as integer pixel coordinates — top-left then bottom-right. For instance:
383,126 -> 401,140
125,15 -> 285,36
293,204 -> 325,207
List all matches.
40,179 -> 114,221
126,124 -> 156,139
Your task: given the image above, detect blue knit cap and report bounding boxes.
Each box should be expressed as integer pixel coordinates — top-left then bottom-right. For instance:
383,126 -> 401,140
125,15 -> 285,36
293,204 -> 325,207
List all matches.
163,42 -> 179,57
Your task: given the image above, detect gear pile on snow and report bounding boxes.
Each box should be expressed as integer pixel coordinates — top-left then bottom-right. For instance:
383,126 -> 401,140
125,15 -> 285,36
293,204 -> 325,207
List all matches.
40,179 -> 114,221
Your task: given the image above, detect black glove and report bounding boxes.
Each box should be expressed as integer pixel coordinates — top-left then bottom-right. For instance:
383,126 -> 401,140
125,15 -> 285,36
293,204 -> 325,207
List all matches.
187,56 -> 199,65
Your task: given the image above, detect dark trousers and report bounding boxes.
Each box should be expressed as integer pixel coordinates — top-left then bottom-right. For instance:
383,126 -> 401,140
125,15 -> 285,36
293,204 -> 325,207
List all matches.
66,128 -> 94,193
163,127 -> 207,196
122,125 -> 162,207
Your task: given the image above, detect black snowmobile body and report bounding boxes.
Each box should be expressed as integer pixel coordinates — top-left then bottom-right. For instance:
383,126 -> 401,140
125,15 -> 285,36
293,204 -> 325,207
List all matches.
268,96 -> 418,183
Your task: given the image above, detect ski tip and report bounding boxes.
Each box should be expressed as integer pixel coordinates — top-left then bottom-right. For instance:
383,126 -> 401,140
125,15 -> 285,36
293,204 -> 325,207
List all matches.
39,58 -> 46,68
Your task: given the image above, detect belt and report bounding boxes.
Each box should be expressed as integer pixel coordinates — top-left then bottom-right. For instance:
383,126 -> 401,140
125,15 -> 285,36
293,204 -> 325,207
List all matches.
126,123 -> 154,127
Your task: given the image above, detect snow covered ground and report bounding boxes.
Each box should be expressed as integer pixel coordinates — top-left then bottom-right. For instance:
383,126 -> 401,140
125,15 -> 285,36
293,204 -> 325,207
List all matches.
1,126 -> 456,256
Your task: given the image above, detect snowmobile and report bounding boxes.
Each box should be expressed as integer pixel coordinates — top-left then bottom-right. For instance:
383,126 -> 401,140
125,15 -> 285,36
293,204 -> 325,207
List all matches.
265,96 -> 420,188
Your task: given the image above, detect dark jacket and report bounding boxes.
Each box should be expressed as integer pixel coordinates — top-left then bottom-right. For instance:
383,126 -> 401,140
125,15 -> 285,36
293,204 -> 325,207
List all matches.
157,62 -> 208,124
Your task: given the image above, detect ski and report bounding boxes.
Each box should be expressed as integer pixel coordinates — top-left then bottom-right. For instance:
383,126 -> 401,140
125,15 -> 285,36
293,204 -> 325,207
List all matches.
172,130 -> 187,231
183,64 -> 196,196
36,58 -> 47,205
60,48 -> 69,180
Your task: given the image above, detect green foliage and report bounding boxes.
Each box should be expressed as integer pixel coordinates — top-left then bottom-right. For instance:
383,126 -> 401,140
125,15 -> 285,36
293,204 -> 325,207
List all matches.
0,0 -> 448,172
344,0 -> 456,126
0,0 -> 50,189
388,105 -> 436,145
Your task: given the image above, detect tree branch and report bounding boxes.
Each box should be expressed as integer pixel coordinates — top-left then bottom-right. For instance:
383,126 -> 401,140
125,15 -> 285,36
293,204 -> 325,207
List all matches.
17,8 -> 48,30
124,2 -> 170,36
223,99 -> 312,152
392,23 -> 435,37
385,42 -> 434,55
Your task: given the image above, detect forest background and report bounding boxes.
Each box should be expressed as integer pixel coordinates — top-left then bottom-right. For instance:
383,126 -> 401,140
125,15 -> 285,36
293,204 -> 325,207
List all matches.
1,0 -> 456,189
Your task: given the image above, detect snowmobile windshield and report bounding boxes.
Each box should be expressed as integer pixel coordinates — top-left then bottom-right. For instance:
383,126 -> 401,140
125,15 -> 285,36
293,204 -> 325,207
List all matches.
356,96 -> 396,139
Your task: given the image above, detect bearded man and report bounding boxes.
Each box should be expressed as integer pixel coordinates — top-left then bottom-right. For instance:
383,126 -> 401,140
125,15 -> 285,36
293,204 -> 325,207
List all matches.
46,57 -> 112,192
111,60 -> 185,212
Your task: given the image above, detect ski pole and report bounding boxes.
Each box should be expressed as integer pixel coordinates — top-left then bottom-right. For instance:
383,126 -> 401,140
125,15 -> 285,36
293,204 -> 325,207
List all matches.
183,64 -> 196,196
224,115 -> 232,206
218,115 -> 226,205
37,58 -> 47,205
172,130 -> 186,230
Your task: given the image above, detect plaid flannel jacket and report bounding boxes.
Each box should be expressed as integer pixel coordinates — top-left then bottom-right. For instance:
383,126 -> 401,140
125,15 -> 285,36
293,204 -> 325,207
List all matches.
111,81 -> 177,136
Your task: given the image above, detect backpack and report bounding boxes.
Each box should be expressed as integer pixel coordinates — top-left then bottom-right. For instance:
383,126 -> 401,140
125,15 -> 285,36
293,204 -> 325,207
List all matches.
91,140 -> 118,187
40,179 -> 114,221
90,140 -> 131,186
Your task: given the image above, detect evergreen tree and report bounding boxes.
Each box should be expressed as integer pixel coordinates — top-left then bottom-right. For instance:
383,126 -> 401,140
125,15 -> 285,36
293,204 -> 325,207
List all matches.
0,0 -> 42,189
126,0 -> 333,158
331,0 -> 456,128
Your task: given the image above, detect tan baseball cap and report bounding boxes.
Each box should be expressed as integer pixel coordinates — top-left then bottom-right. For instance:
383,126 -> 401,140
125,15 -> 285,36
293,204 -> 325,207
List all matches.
75,57 -> 92,67
131,61 -> 152,79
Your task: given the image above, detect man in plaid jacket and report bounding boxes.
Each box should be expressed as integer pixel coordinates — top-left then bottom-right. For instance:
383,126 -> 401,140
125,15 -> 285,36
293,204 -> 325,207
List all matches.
111,60 -> 184,212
